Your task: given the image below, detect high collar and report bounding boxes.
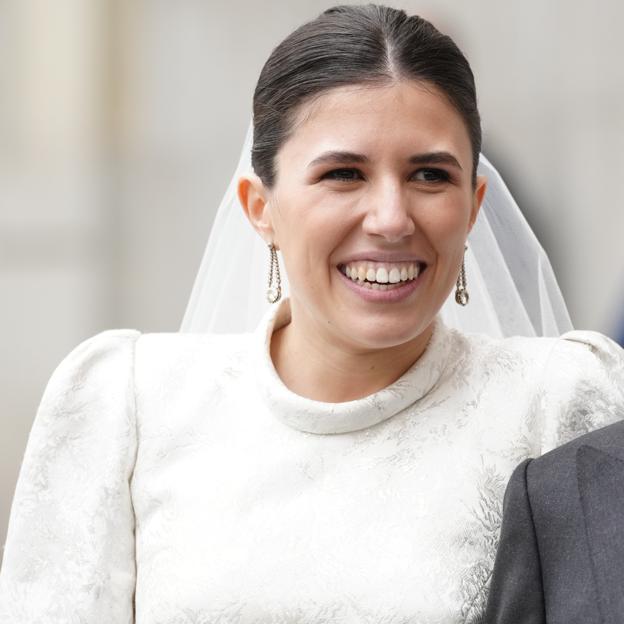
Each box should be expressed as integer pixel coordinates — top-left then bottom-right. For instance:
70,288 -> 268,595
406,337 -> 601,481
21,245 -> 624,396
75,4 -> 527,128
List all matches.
253,299 -> 455,435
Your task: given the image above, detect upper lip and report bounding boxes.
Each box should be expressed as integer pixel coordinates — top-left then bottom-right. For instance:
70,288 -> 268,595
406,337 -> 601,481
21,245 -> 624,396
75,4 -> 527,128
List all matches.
337,251 -> 428,265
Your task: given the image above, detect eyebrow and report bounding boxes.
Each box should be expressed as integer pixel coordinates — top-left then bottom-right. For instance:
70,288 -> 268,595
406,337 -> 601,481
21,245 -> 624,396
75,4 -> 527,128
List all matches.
307,151 -> 368,168
408,152 -> 463,170
307,150 -> 463,170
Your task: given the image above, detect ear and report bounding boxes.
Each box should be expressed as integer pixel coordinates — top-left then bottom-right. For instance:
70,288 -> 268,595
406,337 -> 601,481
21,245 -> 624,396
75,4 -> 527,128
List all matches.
468,174 -> 487,233
237,173 -> 275,243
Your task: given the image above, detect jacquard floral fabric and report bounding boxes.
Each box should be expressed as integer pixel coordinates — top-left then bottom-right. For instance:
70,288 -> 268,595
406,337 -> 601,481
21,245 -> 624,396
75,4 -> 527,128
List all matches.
2,298 -> 624,623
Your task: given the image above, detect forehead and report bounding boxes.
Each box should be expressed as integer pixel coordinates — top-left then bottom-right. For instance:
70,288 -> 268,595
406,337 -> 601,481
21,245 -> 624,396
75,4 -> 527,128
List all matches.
278,80 -> 473,166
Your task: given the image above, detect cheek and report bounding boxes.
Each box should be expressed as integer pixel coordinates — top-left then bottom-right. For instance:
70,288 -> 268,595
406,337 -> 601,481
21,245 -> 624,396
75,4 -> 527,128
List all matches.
275,192 -> 355,253
419,195 -> 472,252
272,199 -> 351,280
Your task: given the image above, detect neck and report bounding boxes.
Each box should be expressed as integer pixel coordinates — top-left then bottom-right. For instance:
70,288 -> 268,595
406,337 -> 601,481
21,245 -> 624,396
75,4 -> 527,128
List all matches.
270,303 -> 435,403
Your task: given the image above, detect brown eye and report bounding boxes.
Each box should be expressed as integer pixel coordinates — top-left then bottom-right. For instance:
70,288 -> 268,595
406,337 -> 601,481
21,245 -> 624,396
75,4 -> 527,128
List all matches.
322,168 -> 364,182
412,168 -> 451,183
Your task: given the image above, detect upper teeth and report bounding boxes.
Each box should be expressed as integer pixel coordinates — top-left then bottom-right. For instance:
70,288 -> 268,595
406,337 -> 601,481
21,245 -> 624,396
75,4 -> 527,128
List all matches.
343,262 -> 421,284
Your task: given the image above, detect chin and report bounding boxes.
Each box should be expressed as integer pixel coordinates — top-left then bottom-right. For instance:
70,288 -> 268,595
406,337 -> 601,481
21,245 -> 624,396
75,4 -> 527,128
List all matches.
344,317 -> 432,352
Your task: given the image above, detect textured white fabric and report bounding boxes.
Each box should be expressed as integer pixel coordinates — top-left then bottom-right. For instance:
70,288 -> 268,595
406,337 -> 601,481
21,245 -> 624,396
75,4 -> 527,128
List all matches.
2,299 -> 624,623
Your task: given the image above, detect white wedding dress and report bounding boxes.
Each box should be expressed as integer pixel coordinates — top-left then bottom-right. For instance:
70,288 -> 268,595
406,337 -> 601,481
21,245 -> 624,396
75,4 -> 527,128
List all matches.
1,298 -> 624,623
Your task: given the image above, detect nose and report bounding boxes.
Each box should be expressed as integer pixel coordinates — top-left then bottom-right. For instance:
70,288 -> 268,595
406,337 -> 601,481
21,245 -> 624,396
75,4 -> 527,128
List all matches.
361,180 -> 416,243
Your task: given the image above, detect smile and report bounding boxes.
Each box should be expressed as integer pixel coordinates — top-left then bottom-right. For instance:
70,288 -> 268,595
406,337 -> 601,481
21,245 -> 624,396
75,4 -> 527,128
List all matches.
338,261 -> 425,290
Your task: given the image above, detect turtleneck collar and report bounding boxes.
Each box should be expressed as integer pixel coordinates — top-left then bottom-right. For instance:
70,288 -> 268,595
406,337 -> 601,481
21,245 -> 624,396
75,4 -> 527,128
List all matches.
253,298 -> 455,435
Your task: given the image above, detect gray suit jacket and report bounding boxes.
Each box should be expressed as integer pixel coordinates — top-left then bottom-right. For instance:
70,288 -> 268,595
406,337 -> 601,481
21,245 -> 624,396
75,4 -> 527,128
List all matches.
485,420 -> 624,624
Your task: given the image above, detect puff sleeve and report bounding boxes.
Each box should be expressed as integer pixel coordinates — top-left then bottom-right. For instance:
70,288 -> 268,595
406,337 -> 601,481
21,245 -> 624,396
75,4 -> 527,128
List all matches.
539,329 -> 624,454
0,330 -> 140,624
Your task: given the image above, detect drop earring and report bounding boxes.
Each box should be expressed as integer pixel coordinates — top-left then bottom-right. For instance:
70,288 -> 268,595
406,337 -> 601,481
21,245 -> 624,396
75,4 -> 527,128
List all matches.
455,245 -> 469,306
266,243 -> 282,304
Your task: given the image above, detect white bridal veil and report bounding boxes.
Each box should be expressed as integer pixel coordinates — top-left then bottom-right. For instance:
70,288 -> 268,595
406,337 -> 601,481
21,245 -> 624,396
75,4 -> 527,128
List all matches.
180,121 -> 572,338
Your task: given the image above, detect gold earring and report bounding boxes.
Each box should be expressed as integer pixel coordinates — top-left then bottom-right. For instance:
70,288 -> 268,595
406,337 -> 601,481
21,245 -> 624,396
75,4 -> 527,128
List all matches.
266,243 -> 282,303
455,245 -> 469,306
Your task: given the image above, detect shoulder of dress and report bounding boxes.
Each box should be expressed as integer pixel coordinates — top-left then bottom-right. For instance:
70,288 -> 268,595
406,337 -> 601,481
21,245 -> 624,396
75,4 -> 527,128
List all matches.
136,330 -> 252,354
458,328 -> 624,370
452,328 -> 559,366
129,332 -> 255,410
51,329 -> 255,388
67,328 -> 141,350
538,329 -> 624,385
534,329 -> 624,454
34,329 -> 140,431
557,328 -> 624,361
134,331 -> 254,376
51,329 -> 140,378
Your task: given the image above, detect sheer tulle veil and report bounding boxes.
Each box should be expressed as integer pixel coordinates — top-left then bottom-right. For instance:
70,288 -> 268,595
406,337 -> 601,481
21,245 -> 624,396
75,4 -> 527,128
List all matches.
180,121 -> 572,338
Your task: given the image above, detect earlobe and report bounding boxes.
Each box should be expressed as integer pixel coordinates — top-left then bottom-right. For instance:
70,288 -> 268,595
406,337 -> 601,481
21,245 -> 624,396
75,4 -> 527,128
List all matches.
237,173 -> 275,243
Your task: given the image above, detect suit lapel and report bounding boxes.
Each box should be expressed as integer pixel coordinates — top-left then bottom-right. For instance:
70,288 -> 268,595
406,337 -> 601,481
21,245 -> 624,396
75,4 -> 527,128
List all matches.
576,444 -> 624,624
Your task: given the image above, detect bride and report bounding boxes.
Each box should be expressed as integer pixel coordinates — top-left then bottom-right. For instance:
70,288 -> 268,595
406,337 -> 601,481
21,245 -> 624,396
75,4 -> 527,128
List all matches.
1,4 -> 623,622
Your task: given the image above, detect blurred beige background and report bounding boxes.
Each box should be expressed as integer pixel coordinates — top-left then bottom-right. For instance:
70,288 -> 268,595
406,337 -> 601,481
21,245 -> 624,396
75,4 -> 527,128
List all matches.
1,0 -> 624,557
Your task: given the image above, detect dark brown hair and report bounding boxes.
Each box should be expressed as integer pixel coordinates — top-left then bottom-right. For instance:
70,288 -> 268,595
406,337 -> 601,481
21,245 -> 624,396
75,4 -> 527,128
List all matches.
251,4 -> 481,188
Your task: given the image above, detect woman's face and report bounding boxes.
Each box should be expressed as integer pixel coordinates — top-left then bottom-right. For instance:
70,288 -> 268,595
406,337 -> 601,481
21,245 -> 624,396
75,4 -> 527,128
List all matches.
244,80 -> 486,352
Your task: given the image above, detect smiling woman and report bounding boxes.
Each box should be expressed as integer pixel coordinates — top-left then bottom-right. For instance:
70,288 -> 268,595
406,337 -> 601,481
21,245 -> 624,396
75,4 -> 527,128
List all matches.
240,80 -> 486,401
1,4 -> 624,624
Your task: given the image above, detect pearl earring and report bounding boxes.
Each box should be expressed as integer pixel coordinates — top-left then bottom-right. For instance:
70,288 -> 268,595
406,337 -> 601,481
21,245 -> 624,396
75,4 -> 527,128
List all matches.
266,243 -> 282,304
455,245 -> 469,306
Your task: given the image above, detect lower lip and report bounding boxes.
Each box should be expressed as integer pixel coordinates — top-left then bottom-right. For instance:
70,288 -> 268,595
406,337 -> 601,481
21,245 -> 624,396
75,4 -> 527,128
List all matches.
337,267 -> 425,303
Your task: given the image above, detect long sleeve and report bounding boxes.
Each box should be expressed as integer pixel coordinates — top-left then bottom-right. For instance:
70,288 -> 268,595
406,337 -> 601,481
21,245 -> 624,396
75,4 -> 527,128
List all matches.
0,330 -> 140,624
484,459 -> 546,624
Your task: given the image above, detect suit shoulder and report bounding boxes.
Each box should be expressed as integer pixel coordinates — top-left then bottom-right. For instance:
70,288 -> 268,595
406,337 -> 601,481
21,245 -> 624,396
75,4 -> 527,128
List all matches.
532,419 -> 624,473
